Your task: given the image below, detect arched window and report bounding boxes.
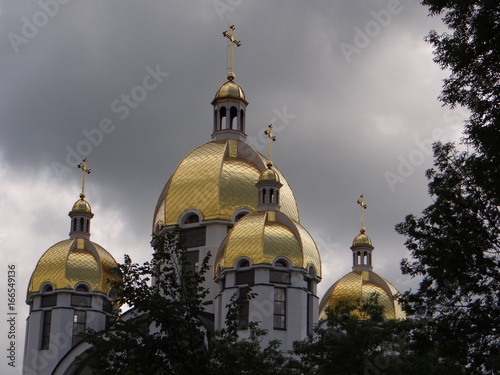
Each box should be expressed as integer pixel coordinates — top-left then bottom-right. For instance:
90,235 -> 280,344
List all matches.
220,106 -> 227,130
41,284 -> 53,293
235,212 -> 248,222
230,106 -> 238,130
40,283 -> 56,307
184,214 -> 200,224
75,284 -> 89,292
72,284 -> 91,307
79,218 -> 84,232
237,259 -> 250,268
270,259 -> 290,284
275,259 -> 288,268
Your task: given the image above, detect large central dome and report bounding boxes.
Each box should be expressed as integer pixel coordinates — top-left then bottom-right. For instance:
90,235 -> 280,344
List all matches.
153,139 -> 300,229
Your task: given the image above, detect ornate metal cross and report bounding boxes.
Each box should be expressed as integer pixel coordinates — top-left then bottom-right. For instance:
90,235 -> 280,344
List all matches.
264,124 -> 277,161
77,158 -> 92,198
357,194 -> 368,229
222,25 -> 241,80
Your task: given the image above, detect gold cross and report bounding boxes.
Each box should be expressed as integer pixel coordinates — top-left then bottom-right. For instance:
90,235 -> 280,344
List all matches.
264,124 -> 277,161
357,194 -> 368,230
77,158 -> 92,198
222,25 -> 241,80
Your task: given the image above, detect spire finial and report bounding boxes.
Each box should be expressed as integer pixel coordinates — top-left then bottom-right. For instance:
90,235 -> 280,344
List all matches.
357,194 -> 367,232
77,158 -> 92,199
222,25 -> 241,81
264,124 -> 277,162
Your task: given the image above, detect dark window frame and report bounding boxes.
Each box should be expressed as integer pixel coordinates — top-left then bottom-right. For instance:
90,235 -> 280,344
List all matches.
40,310 -> 52,349
183,250 -> 200,275
72,310 -> 86,347
273,287 -> 286,330
40,294 -> 57,307
180,227 -> 206,248
71,294 -> 92,307
235,269 -> 255,285
270,270 -> 291,284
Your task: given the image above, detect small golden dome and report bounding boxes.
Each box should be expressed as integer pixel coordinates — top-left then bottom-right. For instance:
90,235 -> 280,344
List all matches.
214,211 -> 321,277
352,228 -> 372,246
258,161 -> 280,182
213,80 -> 246,103
72,197 -> 92,213
319,270 -> 405,321
28,238 -> 120,296
153,139 -> 299,229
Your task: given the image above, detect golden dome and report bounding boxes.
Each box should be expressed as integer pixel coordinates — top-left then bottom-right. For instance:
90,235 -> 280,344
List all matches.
153,139 -> 299,228
28,238 -> 120,296
214,210 -> 321,277
353,229 -> 372,246
212,80 -> 247,104
72,198 -> 92,213
259,162 -> 280,183
319,271 -> 404,320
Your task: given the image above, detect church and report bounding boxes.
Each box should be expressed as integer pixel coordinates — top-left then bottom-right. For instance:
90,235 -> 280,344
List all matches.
22,26 -> 403,374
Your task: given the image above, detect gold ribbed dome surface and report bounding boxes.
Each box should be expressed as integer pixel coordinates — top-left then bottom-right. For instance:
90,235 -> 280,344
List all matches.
319,271 -> 404,320
214,210 -> 321,277
213,80 -> 246,102
353,231 -> 372,246
72,198 -> 92,213
153,139 -> 299,228
28,238 -> 120,295
259,163 -> 280,183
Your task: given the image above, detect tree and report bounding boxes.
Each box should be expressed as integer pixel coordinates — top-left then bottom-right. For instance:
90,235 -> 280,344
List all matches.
81,228 -> 212,374
396,1 -> 500,373
80,228 -> 289,375
290,294 -> 422,375
422,0 -> 500,197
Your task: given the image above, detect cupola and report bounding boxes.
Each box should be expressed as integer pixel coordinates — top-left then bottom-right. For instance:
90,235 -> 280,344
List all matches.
211,25 -> 247,141
318,195 -> 405,321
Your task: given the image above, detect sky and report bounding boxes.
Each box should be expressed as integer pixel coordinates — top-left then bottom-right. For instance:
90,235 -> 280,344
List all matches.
0,0 -> 468,372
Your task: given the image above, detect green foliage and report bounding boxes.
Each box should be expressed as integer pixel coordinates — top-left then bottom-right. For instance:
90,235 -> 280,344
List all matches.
81,228 -> 212,374
396,2 -> 500,373
396,143 -> 500,373
422,0 -> 500,199
80,228 -> 289,375
291,294 -> 411,375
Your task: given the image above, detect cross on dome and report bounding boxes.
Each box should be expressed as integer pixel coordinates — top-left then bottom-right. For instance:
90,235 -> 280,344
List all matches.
264,124 -> 277,162
222,25 -> 241,81
357,194 -> 367,232
77,158 -> 92,199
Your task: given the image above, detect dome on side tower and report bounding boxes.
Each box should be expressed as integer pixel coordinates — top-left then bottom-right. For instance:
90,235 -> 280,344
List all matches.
319,270 -> 404,321
28,238 -> 119,295
213,80 -> 247,104
27,159 -> 120,297
319,195 -> 404,321
214,210 -> 321,277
